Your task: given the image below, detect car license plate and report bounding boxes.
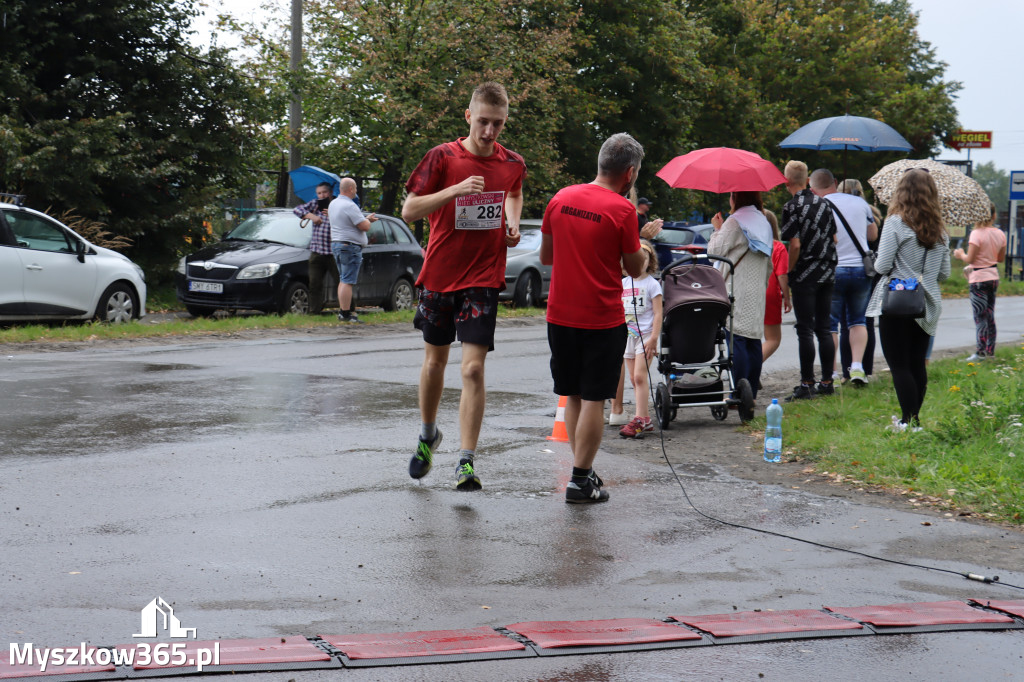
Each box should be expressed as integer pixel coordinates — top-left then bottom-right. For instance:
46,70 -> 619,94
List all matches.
188,280 -> 223,293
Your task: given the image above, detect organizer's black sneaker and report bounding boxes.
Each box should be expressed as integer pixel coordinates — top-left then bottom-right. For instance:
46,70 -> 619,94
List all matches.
455,461 -> 482,491
785,384 -> 815,402
565,471 -> 609,504
409,429 -> 442,479
815,381 -> 835,396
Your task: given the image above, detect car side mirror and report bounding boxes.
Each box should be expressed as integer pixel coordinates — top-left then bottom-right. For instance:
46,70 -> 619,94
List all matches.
76,240 -> 87,263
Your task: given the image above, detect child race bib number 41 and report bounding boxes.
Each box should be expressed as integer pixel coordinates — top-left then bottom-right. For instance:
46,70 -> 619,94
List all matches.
455,191 -> 505,230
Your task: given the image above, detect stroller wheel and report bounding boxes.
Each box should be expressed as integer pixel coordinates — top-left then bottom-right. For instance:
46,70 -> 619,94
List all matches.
654,382 -> 673,430
710,405 -> 728,421
737,379 -> 755,423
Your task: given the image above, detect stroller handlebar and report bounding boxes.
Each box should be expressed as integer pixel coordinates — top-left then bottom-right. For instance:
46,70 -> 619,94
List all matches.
660,253 -> 735,280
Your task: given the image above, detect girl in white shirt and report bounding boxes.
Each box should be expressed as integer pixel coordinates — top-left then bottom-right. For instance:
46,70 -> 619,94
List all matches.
619,243 -> 663,438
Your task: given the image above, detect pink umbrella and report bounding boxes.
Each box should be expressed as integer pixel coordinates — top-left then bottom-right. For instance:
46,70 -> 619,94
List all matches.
656,147 -> 786,193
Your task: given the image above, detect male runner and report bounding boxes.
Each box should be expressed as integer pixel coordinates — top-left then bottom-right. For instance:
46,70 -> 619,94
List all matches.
402,82 -> 526,490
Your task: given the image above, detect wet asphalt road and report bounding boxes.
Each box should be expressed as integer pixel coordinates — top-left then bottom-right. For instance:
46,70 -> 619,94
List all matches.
1,298 -> 1024,680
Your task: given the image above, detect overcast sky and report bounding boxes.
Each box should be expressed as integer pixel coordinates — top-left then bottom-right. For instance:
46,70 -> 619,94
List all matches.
193,1 -> 1024,175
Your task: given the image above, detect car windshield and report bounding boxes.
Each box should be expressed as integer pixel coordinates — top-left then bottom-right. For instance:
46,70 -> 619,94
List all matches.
226,212 -> 311,249
653,227 -> 697,246
515,229 -> 542,250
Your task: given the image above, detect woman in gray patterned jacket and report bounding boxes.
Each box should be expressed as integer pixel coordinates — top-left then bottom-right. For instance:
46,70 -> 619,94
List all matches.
865,169 -> 950,432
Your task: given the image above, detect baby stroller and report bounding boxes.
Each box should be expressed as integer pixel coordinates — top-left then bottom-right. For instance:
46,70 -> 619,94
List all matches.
653,253 -> 755,427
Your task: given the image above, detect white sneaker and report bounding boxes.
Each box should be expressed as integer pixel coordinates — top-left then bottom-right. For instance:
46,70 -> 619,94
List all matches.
964,353 -> 986,363
608,411 -> 630,426
886,416 -> 907,433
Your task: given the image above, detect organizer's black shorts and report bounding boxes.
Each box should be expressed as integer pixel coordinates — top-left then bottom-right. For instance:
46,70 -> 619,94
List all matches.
547,322 -> 627,401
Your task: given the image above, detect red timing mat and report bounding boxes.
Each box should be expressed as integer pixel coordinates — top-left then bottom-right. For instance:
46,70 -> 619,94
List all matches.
971,599 -> 1024,619
826,600 -> 1015,627
1,646 -> 114,679
322,627 -> 526,660
116,637 -> 330,669
673,609 -> 863,637
506,618 -> 701,648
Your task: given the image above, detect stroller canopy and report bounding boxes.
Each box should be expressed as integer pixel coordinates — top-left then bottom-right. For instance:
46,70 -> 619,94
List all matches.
662,262 -> 730,317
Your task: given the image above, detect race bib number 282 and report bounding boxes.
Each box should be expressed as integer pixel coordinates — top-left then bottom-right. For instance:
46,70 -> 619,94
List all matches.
455,191 -> 505,230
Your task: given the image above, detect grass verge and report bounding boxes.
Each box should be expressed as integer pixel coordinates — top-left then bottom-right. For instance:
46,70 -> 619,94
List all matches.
0,305 -> 545,344
939,259 -> 1024,298
748,344 -> 1024,526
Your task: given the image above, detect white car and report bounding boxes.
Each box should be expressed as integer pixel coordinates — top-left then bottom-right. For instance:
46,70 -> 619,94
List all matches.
0,201 -> 147,323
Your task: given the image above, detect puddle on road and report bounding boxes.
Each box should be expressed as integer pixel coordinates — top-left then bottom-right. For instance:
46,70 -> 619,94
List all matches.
0,366 -> 420,460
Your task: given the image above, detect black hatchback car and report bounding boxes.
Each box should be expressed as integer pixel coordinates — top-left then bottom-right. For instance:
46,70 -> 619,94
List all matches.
175,208 -> 423,316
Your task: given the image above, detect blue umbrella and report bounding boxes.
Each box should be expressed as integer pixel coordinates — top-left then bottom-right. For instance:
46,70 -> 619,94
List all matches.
287,165 -> 342,202
779,114 -> 912,152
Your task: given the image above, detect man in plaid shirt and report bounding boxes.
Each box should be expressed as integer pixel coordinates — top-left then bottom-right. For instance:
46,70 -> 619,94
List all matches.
293,182 -> 338,314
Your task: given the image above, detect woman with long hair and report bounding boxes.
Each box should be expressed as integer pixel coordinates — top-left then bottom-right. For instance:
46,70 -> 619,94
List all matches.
953,202 -> 1006,361
864,169 -> 950,432
709,191 -> 772,401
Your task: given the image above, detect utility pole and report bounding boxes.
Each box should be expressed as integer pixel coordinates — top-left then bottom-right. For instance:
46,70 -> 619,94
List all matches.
288,0 -> 303,204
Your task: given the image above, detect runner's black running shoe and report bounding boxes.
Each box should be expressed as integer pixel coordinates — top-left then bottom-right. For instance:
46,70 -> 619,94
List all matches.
565,471 -> 608,504
455,460 -> 482,491
409,429 -> 442,479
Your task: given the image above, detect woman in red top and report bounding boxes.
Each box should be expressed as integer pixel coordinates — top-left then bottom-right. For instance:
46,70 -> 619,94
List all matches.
762,209 -> 791,362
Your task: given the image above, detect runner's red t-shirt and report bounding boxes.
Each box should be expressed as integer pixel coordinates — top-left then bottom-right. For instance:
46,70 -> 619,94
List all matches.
405,138 -> 526,292
542,184 -> 641,329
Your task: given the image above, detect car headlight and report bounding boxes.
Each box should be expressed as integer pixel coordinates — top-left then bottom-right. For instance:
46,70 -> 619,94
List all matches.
133,263 -> 146,281
237,263 -> 281,279
176,257 -> 187,275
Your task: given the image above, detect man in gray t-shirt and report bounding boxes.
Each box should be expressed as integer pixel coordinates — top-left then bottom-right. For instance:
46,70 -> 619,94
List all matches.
328,177 -> 377,322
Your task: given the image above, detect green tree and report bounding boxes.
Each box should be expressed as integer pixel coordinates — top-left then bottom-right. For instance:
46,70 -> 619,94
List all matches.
0,0 -> 264,278
972,161 -> 1009,210
230,0 -> 578,218
684,0 -> 961,215
552,1 -> 710,216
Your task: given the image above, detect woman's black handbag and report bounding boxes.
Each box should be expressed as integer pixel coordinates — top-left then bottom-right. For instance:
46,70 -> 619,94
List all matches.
881,247 -> 928,319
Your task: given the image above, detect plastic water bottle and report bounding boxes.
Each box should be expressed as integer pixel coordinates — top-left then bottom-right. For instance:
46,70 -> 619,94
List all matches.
764,399 -> 783,463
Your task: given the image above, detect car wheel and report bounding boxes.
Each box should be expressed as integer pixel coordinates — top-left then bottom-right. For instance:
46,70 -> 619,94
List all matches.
279,281 -> 310,315
93,283 -> 137,323
185,304 -> 216,318
384,278 -> 416,311
513,270 -> 540,308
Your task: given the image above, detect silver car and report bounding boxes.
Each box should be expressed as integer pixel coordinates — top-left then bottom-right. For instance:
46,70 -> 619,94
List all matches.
501,220 -> 550,307
0,201 -> 147,323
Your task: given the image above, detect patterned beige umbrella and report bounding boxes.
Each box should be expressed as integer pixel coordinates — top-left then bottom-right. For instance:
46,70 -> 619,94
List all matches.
868,158 -> 992,227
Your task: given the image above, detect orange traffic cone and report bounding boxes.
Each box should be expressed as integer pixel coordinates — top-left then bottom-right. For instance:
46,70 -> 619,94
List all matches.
546,396 -> 569,442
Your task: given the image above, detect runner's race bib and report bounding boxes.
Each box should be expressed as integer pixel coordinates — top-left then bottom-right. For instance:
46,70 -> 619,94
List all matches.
455,191 -> 505,230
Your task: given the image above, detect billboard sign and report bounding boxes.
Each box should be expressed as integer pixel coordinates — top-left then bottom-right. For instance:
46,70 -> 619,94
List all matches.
949,130 -> 992,150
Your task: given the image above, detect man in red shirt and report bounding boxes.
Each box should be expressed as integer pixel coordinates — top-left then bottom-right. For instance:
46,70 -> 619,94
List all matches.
541,133 -> 647,503
402,82 -> 526,491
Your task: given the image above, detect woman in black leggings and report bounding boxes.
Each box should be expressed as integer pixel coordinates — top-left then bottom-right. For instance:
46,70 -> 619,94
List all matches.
864,169 -> 950,431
